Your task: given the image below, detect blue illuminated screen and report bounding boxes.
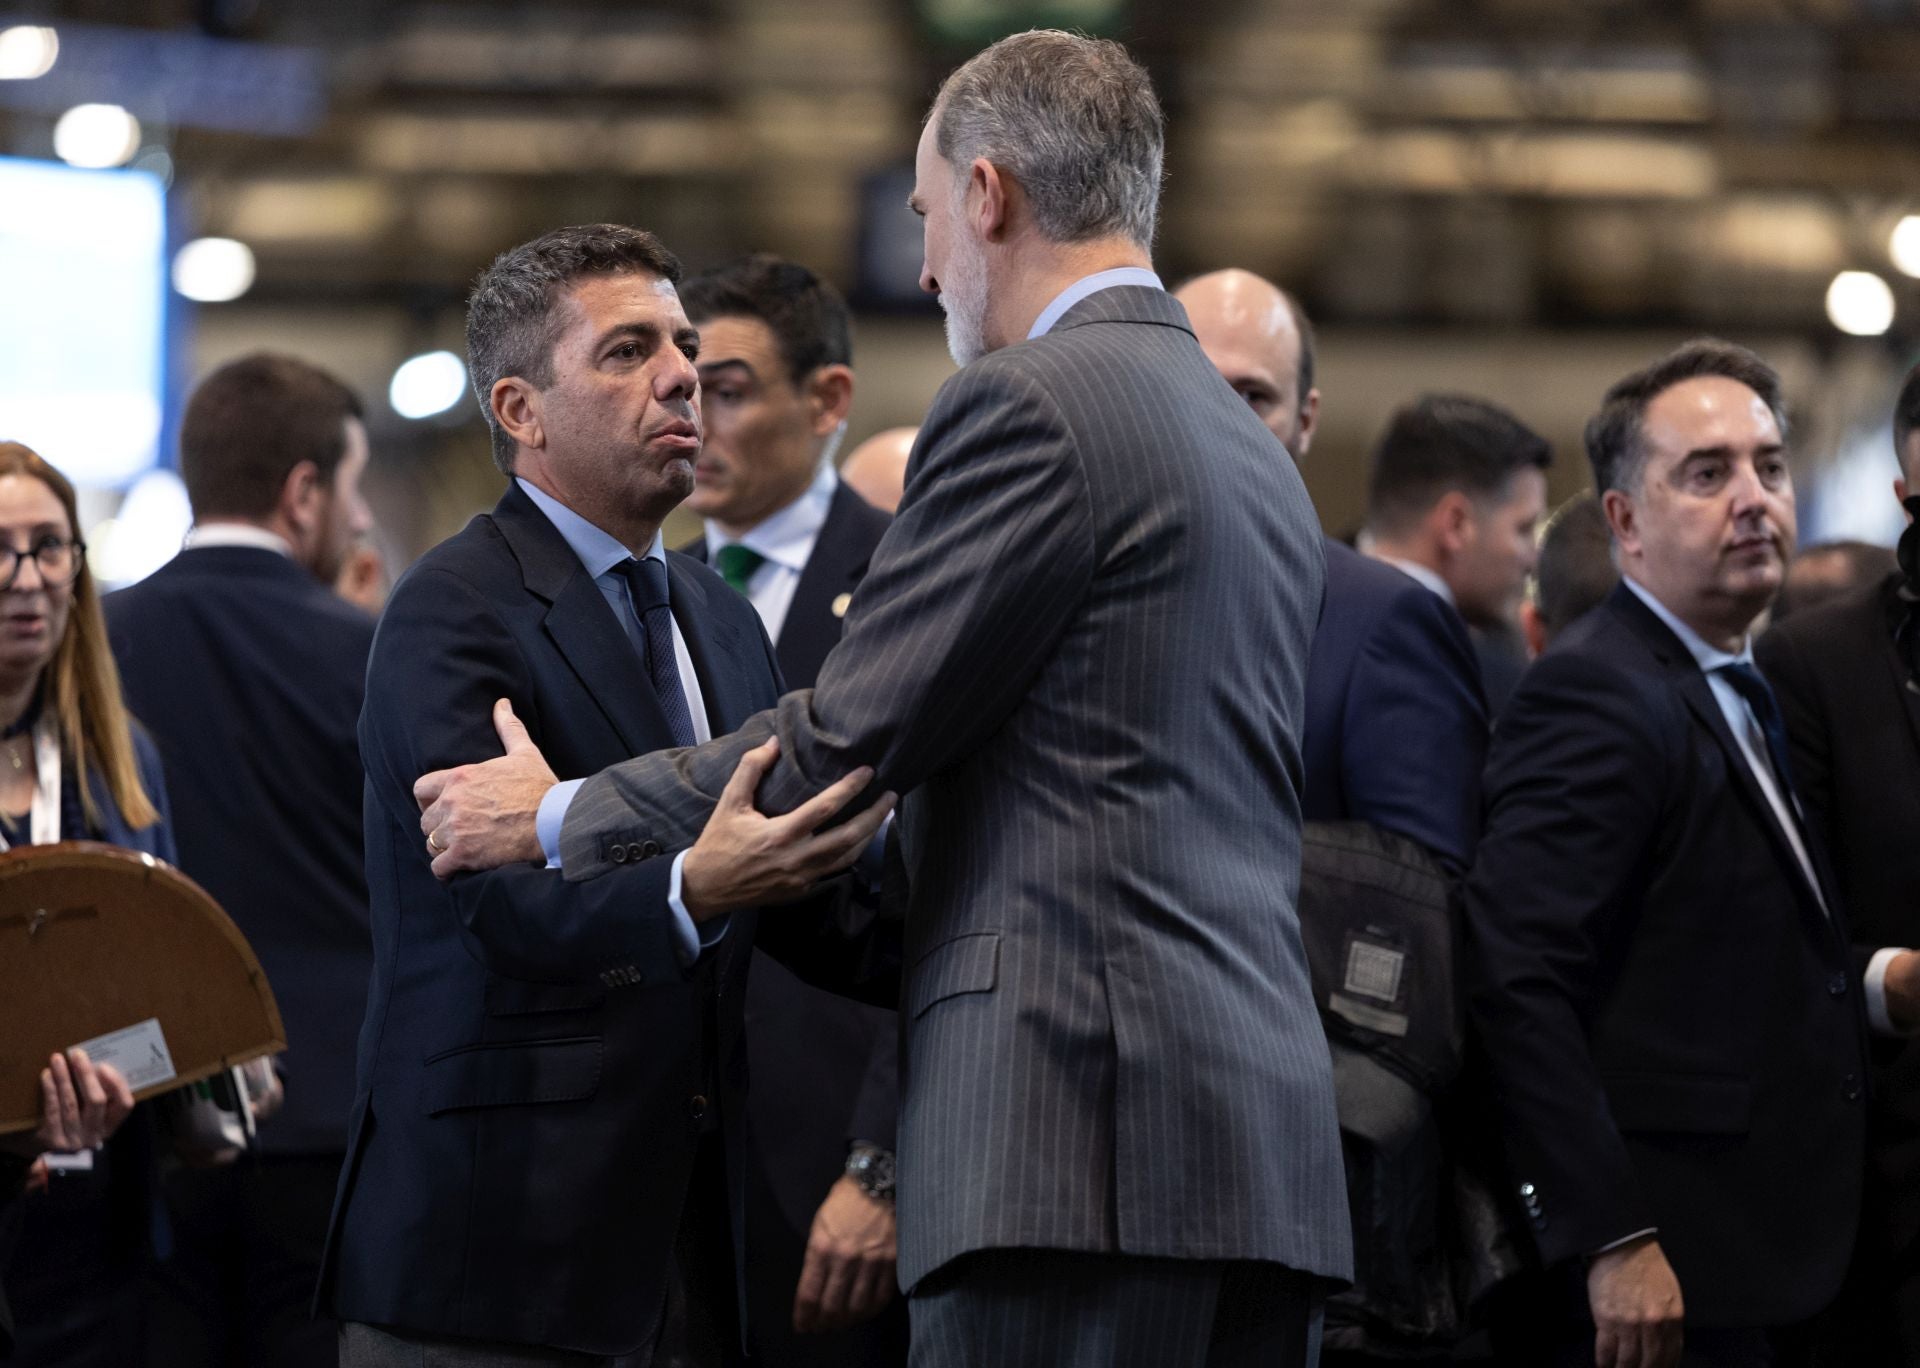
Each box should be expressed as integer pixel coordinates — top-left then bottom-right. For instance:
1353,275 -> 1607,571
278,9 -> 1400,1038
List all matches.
0,155 -> 167,488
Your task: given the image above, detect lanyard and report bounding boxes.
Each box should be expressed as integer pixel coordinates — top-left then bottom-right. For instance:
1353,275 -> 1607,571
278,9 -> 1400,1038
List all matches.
0,713 -> 62,852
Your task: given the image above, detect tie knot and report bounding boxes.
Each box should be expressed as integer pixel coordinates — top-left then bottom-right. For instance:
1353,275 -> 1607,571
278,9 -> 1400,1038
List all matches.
618,556 -> 671,613
1714,660 -> 1771,708
713,543 -> 766,595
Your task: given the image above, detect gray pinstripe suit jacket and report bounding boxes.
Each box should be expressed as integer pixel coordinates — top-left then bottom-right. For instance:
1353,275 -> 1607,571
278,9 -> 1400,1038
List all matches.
560,284 -> 1353,1290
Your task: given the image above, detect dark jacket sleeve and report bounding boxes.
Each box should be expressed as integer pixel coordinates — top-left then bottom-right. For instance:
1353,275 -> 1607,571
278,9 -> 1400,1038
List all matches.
362,565 -> 694,985
1462,648 -> 1673,1265
1341,582 -> 1489,875
558,360 -> 1095,878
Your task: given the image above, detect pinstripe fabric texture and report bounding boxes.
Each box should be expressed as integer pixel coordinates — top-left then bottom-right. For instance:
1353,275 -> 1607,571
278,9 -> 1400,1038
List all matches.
906,1249 -> 1322,1368
561,285 -> 1352,1289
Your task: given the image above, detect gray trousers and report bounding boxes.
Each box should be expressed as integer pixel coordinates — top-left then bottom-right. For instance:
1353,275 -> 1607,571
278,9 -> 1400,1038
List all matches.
907,1248 -> 1325,1368
339,1322 -> 651,1368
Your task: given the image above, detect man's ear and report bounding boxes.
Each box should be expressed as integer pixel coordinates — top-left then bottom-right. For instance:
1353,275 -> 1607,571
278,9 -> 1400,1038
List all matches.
492,377 -> 543,453
277,460 -> 324,536
1432,490 -> 1475,555
971,158 -> 1010,242
1519,598 -> 1548,659
1896,475 -> 1910,514
1601,486 -> 1640,560
807,365 -> 855,439
1294,387 -> 1322,458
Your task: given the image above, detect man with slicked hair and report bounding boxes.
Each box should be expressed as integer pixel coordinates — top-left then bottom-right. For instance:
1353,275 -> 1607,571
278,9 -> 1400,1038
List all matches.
417,31 -> 1350,1368
1466,340 -> 1868,1367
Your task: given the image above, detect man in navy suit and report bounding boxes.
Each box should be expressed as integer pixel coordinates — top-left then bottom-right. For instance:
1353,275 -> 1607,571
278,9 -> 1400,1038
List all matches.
106,353 -> 377,1368
1465,340 -> 1869,1367
1175,269 -> 1486,873
319,225 -> 891,1367
675,254 -> 905,1366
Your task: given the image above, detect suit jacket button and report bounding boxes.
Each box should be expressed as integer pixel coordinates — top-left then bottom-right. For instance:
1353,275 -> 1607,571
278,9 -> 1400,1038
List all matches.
1829,972 -> 1848,998
609,843 -> 628,864
640,840 -> 661,859
1844,1073 -> 1863,1102
687,1094 -> 708,1121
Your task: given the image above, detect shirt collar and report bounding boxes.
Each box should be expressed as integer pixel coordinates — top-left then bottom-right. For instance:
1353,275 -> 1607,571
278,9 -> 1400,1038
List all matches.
516,477 -> 664,579
1622,574 -> 1754,671
1370,551 -> 1456,607
1027,267 -> 1164,340
704,461 -> 837,573
184,523 -> 292,557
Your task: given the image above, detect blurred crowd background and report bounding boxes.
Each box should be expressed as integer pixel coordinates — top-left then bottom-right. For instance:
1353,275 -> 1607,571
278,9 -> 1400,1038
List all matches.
3,0 -> 1919,585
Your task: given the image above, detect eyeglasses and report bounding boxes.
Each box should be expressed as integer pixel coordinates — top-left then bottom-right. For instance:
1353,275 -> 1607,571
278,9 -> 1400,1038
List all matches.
0,537 -> 86,591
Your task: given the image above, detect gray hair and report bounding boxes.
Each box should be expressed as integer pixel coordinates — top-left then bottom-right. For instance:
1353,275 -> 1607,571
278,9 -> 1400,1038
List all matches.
466,223 -> 682,474
931,30 -> 1164,250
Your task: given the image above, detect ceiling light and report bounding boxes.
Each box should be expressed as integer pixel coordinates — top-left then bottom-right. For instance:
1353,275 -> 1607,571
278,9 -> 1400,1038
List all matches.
171,238 -> 256,303
1891,216 -> 1920,280
53,103 -> 141,169
0,25 -> 58,80
1825,271 -> 1895,337
389,350 -> 469,420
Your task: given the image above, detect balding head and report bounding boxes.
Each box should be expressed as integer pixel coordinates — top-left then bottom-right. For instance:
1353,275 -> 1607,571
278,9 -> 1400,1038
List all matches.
1174,268 -> 1319,457
840,426 -> 916,513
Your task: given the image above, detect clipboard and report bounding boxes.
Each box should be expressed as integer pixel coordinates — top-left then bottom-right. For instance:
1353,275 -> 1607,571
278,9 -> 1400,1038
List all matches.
0,841 -> 285,1134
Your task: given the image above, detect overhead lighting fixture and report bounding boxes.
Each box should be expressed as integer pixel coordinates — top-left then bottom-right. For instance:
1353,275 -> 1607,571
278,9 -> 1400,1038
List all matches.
171,237 -> 257,303
0,25 -> 58,80
1891,215 -> 1920,280
53,103 -> 142,169
1825,270 -> 1895,338
389,350 -> 469,420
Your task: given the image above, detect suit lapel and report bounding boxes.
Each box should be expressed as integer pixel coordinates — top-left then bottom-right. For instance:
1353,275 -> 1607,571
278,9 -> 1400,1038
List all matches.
778,483 -> 875,684
1877,580 -> 1920,759
665,553 -> 757,733
491,484 -> 676,756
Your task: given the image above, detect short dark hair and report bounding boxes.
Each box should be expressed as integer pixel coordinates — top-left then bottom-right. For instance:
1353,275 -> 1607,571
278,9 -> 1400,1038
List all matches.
1895,361 -> 1920,482
1585,338 -> 1787,496
1366,394 -> 1552,532
179,353 -> 363,521
466,224 -> 682,474
1533,492 -> 1618,640
1280,288 -> 1316,406
678,254 -> 852,386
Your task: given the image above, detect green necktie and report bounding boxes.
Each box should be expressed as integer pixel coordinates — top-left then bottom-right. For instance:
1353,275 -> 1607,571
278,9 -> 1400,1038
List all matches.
714,544 -> 766,595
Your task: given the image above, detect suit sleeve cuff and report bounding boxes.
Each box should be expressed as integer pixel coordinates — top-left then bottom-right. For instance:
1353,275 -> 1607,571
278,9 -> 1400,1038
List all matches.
1866,947 -> 1918,1036
667,850 -> 729,967
537,779 -> 586,869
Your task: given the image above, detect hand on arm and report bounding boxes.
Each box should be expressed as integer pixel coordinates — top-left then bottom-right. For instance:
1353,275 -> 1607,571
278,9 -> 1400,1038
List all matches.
1879,948 -> 1920,1032
793,1174 -> 898,1333
679,737 -> 895,921
1588,1235 -> 1684,1368
416,698 -> 557,879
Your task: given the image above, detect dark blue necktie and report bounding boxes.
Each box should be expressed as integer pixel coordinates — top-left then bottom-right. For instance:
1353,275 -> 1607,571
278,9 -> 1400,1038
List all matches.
1714,661 -> 1803,826
615,557 -> 697,748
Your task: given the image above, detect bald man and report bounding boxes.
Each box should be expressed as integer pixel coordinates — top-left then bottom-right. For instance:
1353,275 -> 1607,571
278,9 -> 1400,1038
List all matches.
838,426 -> 914,514
1176,270 -> 1488,875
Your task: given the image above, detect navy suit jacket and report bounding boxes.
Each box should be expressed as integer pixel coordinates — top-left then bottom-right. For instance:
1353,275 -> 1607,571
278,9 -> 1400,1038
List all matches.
319,483 -> 821,1355
1464,582 -> 1867,1328
107,546 -> 374,1155
1303,538 -> 1486,874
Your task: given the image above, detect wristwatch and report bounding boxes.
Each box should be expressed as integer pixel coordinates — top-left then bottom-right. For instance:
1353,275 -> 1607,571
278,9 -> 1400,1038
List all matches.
844,1142 -> 896,1204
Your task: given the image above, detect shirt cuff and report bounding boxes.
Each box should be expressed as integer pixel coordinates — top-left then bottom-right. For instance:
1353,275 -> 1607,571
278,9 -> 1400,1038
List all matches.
1591,1228 -> 1658,1257
536,779 -> 586,869
1866,947 -> 1918,1036
667,849 -> 729,967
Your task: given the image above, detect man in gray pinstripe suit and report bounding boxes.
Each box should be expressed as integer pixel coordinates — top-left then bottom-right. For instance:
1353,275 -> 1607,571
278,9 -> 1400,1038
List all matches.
419,30 -> 1351,1366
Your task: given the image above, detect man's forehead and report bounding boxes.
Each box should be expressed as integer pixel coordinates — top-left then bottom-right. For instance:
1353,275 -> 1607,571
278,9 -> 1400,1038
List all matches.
561,270 -> 684,321
1644,375 -> 1779,448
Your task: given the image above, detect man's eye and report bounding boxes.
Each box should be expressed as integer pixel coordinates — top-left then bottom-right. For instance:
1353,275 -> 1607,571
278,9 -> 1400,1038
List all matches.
612,342 -> 641,360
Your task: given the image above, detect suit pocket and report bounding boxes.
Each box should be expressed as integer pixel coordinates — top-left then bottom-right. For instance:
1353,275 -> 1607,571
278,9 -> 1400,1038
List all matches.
1602,1070 -> 1751,1136
421,1036 -> 603,1115
483,979 -> 606,1017
908,932 -> 1001,1019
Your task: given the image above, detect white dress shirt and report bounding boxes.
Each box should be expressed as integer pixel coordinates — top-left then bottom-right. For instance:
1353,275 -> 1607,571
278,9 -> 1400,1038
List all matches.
183,523 -> 294,556
1027,266 -> 1164,339
702,461 -> 837,644
517,478 -> 723,966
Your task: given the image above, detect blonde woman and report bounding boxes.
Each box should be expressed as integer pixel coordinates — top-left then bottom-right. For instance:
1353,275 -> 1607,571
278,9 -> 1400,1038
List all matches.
0,441 -> 175,1367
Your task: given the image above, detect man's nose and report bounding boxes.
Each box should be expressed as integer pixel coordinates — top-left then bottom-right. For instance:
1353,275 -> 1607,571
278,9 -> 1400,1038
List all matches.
919,261 -> 939,298
658,348 -> 699,402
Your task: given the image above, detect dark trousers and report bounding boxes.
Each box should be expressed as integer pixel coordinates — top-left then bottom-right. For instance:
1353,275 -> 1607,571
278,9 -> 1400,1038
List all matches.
145,1152 -> 343,1368
654,1133 -> 748,1368
906,1247 -> 1324,1368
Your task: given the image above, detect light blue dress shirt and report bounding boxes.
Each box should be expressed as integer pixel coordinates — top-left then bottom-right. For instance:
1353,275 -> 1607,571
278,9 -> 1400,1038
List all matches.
518,478 -> 725,966
1026,266 -> 1164,339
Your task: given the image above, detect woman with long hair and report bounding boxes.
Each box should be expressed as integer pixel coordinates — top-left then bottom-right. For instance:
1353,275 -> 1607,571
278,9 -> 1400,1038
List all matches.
0,440 -> 175,1367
